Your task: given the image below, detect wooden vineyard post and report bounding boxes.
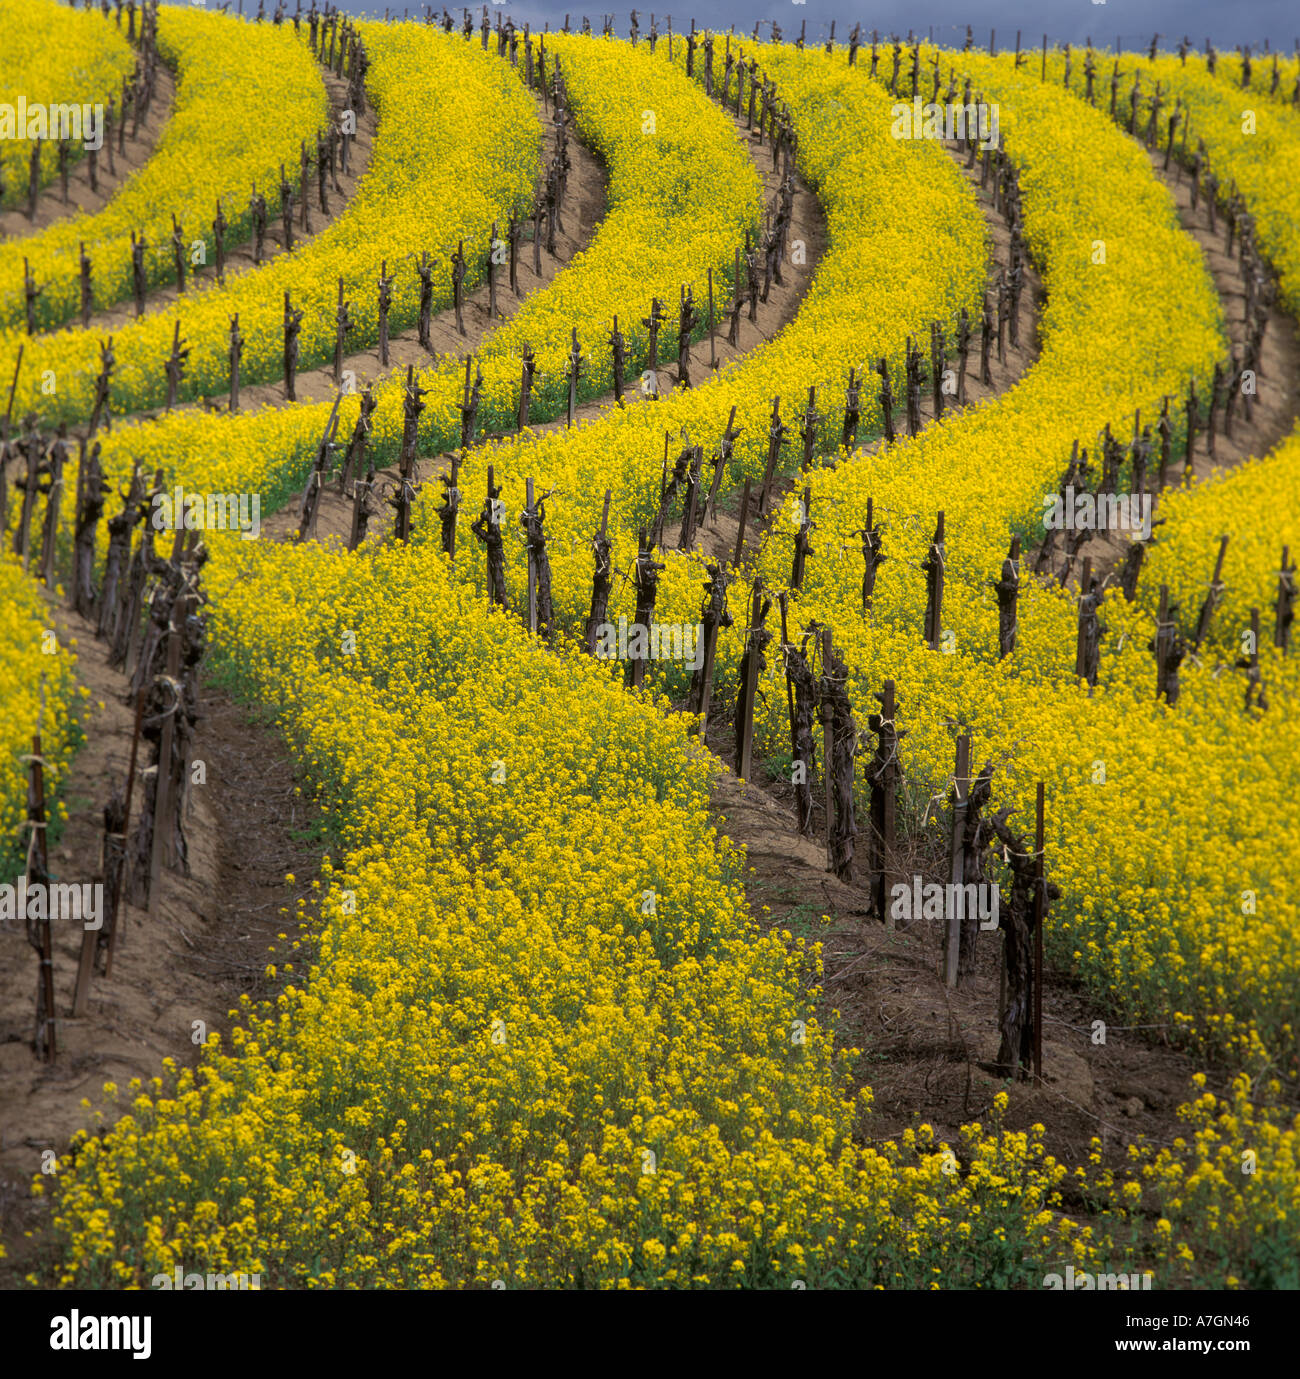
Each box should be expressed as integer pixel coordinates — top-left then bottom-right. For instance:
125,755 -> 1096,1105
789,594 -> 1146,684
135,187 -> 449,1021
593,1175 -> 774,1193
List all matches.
26,732 -> 56,1061
80,243 -> 93,328
517,344 -> 536,430
678,444 -> 703,552
148,598 -> 185,920
438,453 -> 461,561
728,247 -> 742,347
1154,582 -> 1185,703
338,386 -> 376,495
283,292 -> 302,402
842,367 -> 861,450
377,259 -> 393,368
583,489 -> 613,654
347,437 -> 379,554
525,477 -> 538,635
943,735 -> 971,986
162,321 -> 189,414
229,314 -> 243,413
297,394 -> 343,543
1242,606 -> 1264,709
790,485 -> 812,591
333,277 -> 352,388
779,593 -> 796,761
39,429 -> 65,590
566,328 -> 583,428
996,536 -> 1020,658
487,223 -> 499,321
1074,556 -> 1094,678
627,528 -> 665,692
1032,781 -> 1046,1084
508,213 -> 520,297
705,406 -> 740,526
798,385 -> 820,474
609,315 -> 625,403
778,595 -> 816,839
758,396 -> 787,517
735,581 -> 764,781
692,563 -> 728,740
471,464 -> 508,608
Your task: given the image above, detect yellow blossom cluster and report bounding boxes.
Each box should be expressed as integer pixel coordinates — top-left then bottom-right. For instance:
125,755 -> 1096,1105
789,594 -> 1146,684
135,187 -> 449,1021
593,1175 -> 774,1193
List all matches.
728,52 -> 1300,1075
408,42 -> 987,638
34,24 -> 757,513
1039,49 -> 1300,315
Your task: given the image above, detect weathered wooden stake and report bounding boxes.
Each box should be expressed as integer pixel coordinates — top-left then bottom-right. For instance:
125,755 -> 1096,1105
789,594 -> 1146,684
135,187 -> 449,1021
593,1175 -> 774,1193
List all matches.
821,630 -> 835,868
732,477 -> 752,568
923,511 -> 946,650
1032,781 -> 1046,1084
26,733 -> 56,1060
943,734 -> 971,986
1192,535 -> 1230,651
736,580 -> 763,780
525,476 -> 538,635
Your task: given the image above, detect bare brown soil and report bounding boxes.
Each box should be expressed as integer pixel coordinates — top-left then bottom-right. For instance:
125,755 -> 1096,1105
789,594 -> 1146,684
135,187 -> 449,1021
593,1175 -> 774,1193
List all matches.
0,67 -> 176,242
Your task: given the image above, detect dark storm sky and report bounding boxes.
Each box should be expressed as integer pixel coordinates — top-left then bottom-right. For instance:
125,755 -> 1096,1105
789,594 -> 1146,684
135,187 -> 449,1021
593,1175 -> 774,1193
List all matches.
340,1 -> 1296,52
